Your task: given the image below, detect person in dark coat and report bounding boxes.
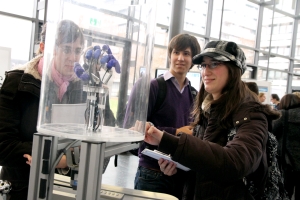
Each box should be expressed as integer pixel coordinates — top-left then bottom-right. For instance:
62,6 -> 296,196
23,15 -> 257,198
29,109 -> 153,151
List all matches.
0,19 -> 86,200
143,40 -> 280,200
272,93 -> 300,199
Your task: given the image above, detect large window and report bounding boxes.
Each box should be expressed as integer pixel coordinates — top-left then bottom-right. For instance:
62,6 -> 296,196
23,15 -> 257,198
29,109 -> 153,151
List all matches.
0,15 -> 32,66
2,0 -> 300,96
0,0 -> 35,18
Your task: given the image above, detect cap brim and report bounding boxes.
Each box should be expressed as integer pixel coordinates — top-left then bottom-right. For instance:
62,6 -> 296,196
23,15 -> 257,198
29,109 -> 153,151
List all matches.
193,52 -> 231,64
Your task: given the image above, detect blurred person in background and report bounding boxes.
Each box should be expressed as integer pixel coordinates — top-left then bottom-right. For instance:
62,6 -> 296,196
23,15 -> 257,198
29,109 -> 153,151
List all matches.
271,93 -> 280,110
245,82 -> 259,95
272,94 -> 300,199
258,92 -> 266,103
293,91 -> 300,99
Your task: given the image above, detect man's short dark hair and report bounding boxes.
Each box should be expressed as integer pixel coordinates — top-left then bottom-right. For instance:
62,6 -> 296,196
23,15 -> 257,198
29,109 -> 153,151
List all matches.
246,82 -> 259,95
168,34 -> 201,69
271,94 -> 280,101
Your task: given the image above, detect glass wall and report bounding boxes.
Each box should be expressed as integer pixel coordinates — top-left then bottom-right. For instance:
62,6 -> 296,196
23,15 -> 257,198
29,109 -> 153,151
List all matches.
150,0 -> 300,102
1,0 -> 300,102
0,15 -> 33,66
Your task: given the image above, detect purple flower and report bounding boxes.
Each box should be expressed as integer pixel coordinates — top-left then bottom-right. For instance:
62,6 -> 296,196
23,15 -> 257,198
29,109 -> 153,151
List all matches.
85,49 -> 93,60
93,49 -> 102,60
100,55 -> 109,64
107,59 -> 121,73
93,45 -> 100,51
102,44 -> 112,54
80,73 -> 90,81
74,62 -> 84,77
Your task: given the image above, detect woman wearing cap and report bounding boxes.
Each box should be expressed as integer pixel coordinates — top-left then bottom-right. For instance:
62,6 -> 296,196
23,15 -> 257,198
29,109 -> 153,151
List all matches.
144,41 -> 280,199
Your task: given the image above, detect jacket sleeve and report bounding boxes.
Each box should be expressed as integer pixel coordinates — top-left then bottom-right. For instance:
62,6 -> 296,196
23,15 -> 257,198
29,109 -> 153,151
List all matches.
0,71 -> 33,167
158,105 -> 268,182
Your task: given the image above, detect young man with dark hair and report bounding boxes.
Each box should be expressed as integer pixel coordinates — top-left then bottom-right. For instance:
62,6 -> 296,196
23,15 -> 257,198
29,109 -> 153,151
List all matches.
124,34 -> 201,198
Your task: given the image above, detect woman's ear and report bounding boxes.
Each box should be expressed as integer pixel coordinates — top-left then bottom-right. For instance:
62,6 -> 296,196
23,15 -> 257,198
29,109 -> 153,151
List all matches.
40,42 -> 45,53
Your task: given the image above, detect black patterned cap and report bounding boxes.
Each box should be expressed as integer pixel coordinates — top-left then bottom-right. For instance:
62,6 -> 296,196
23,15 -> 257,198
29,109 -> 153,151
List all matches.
192,41 -> 247,75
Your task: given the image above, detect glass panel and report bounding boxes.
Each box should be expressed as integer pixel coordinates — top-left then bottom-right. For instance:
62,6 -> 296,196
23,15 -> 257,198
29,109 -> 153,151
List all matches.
241,69 -> 252,79
292,75 -> 300,87
260,7 -> 273,52
210,0 -> 223,39
61,2 -> 132,38
38,0 -> 157,141
0,0 -> 34,17
219,0 -> 259,47
269,56 -> 289,70
38,9 -> 45,21
243,48 -> 255,64
184,0 -> 208,34
268,70 -> 287,81
294,60 -> 300,74
195,36 -> 206,52
295,21 -> 300,59
270,12 -> 293,56
154,26 -> 169,46
275,0 -> 296,14
152,46 -> 168,76
257,68 -> 267,80
270,71 -> 287,100
258,52 -> 269,68
0,15 -> 32,66
156,0 -> 171,25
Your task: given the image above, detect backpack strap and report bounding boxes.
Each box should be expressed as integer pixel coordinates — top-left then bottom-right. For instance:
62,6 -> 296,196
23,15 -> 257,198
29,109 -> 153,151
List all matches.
153,77 -> 197,112
153,76 -> 167,112
189,81 -> 198,100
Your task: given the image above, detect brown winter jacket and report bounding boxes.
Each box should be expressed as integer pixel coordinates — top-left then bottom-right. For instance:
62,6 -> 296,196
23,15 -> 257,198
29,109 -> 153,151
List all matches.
158,98 -> 280,200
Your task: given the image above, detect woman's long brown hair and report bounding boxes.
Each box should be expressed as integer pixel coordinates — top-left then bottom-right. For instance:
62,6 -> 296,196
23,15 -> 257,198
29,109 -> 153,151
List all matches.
192,62 -> 253,129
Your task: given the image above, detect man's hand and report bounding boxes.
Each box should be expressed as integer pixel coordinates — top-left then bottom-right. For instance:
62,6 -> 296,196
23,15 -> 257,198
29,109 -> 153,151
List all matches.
24,154 -> 32,166
24,154 -> 68,168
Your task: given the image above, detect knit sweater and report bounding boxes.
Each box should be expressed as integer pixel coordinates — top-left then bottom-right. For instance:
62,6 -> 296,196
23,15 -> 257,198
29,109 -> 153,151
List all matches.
139,78 -> 194,170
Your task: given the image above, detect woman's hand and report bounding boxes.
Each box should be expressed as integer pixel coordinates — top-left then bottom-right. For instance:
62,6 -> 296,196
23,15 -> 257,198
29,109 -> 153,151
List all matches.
158,158 -> 177,176
24,154 -> 32,166
144,123 -> 163,145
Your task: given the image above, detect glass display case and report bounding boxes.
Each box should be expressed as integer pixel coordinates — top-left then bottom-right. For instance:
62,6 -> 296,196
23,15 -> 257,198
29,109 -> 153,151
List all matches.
37,0 -> 157,142
28,1 -> 158,199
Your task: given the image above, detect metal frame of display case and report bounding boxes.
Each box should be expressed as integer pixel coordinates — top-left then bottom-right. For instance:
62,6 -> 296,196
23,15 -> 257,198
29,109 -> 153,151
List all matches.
27,132 -> 143,200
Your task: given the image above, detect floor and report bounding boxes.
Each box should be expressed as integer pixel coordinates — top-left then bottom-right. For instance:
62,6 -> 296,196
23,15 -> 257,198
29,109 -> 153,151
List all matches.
102,151 -> 139,189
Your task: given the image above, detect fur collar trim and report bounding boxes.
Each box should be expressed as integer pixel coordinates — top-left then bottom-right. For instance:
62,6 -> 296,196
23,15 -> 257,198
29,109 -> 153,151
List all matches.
14,54 -> 43,80
201,94 -> 214,116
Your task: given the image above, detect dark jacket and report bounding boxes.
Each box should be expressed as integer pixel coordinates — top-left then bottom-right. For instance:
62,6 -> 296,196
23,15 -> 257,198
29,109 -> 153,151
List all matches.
0,56 -> 86,199
273,107 -> 300,171
158,98 -> 280,200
